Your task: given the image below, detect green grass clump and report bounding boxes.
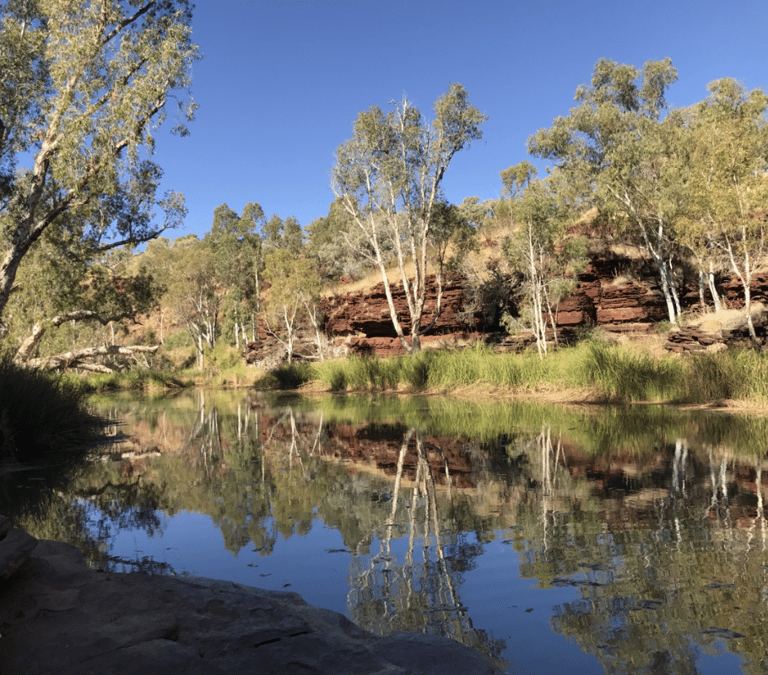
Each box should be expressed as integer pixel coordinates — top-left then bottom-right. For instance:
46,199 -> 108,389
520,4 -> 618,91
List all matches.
686,349 -> 768,403
581,341 -> 683,402
0,355 -> 106,461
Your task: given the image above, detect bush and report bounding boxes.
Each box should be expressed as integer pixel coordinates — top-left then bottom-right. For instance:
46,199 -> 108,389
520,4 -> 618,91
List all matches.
254,362 -> 313,390
0,355 -> 106,461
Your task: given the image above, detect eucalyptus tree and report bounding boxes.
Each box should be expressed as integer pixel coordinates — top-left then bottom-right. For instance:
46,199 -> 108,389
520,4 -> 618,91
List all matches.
0,0 -> 198,336
206,202 -> 265,346
332,83 -> 486,352
305,199 -> 367,283
262,214 -> 303,254
6,159 -> 182,365
163,235 -> 219,369
683,79 -> 768,343
529,58 -> 687,323
500,164 -> 585,357
262,249 -> 322,363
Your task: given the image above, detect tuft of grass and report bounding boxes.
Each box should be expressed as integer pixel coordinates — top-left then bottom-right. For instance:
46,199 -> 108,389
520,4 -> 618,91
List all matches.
0,355 -> 106,461
581,341 -> 683,402
686,349 -> 768,403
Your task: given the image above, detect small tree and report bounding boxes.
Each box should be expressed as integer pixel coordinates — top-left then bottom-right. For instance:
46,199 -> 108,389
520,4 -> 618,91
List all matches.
206,202 -> 265,346
262,250 -> 322,364
501,165 -> 583,357
163,236 -> 219,369
332,83 -> 486,352
684,79 -> 768,344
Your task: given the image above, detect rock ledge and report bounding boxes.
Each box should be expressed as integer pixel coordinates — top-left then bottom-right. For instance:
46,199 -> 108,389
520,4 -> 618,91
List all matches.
0,539 -> 497,675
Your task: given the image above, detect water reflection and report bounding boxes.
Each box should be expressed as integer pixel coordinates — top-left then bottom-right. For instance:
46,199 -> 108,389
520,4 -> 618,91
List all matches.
3,390 -> 768,674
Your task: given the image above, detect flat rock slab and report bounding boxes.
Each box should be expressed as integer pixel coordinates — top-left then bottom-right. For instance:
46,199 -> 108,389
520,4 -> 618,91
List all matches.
0,540 -> 497,675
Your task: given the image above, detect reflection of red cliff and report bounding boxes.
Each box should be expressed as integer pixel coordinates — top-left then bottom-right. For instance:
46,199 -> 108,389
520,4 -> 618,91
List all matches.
257,414 -> 479,489
327,423 -> 478,489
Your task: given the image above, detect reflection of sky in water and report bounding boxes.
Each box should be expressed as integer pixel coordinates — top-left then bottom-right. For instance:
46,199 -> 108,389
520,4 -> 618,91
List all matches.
82,507 -> 747,675
19,393 -> 768,675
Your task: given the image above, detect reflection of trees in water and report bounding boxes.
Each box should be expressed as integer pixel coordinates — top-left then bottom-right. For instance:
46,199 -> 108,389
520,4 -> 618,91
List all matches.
345,428 -> 506,670
510,424 -> 768,675
13,393 -> 768,673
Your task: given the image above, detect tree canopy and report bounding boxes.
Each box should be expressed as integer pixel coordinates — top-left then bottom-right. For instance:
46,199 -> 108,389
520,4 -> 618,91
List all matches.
0,0 -> 199,336
332,83 -> 486,352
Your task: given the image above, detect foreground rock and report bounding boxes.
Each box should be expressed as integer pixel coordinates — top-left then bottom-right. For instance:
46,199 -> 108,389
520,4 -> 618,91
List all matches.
0,516 -> 38,580
0,540 -> 497,675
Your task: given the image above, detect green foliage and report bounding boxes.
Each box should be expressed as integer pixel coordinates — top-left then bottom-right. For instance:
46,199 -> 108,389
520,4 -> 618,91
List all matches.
332,83 -> 487,352
254,362 -> 314,390
528,58 -> 684,324
0,0 -> 199,330
0,355 -> 104,461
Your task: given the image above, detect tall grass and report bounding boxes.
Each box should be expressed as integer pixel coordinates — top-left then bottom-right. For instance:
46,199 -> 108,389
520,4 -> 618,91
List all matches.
581,342 -> 684,402
256,340 -> 768,406
686,349 -> 768,403
0,355 -> 106,461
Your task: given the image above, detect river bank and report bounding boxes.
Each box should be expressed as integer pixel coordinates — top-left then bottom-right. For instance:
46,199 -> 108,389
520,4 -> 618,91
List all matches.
0,533 -> 497,675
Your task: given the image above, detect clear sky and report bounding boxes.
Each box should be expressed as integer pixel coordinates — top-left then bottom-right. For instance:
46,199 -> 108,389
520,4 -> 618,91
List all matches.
151,0 -> 768,240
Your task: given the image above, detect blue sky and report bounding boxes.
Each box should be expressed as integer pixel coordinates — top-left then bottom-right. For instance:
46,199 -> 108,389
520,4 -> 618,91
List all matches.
152,0 -> 768,240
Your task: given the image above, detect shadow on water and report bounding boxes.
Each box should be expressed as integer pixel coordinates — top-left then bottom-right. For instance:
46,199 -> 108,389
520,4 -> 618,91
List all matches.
5,389 -> 768,674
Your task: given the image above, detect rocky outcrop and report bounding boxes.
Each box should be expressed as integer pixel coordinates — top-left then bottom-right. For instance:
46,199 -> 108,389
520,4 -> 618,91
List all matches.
322,275 -> 471,339
317,258 -> 674,356
664,305 -> 768,353
246,252 -> 768,359
319,275 -> 479,356
0,538 -> 498,675
556,258 -> 670,327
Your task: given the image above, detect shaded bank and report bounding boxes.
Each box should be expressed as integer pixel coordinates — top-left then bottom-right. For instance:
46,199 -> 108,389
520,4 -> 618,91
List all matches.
0,355 -> 107,463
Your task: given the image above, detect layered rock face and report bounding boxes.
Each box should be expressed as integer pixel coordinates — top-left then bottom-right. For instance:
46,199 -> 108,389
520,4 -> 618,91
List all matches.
248,253 -> 768,359
321,275 -> 480,356
554,258 -> 670,328
318,257 -> 760,356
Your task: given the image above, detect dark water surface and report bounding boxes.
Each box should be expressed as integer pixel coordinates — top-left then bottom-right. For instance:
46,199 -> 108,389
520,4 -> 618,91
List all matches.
4,389 -> 768,674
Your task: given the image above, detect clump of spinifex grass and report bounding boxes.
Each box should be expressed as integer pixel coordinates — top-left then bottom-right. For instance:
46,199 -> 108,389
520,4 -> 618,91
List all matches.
685,349 -> 768,403
0,355 -> 106,461
581,341 -> 684,403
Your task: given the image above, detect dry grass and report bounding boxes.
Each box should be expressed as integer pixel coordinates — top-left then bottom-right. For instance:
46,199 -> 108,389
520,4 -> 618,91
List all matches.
691,303 -> 767,334
608,330 -> 670,358
324,262 -> 417,296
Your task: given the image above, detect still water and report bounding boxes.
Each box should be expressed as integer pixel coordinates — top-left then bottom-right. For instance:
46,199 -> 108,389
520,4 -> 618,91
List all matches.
5,389 -> 768,674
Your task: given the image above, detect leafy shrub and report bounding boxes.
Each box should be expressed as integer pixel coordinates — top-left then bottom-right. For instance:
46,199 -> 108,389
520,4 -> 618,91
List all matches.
254,362 -> 313,390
